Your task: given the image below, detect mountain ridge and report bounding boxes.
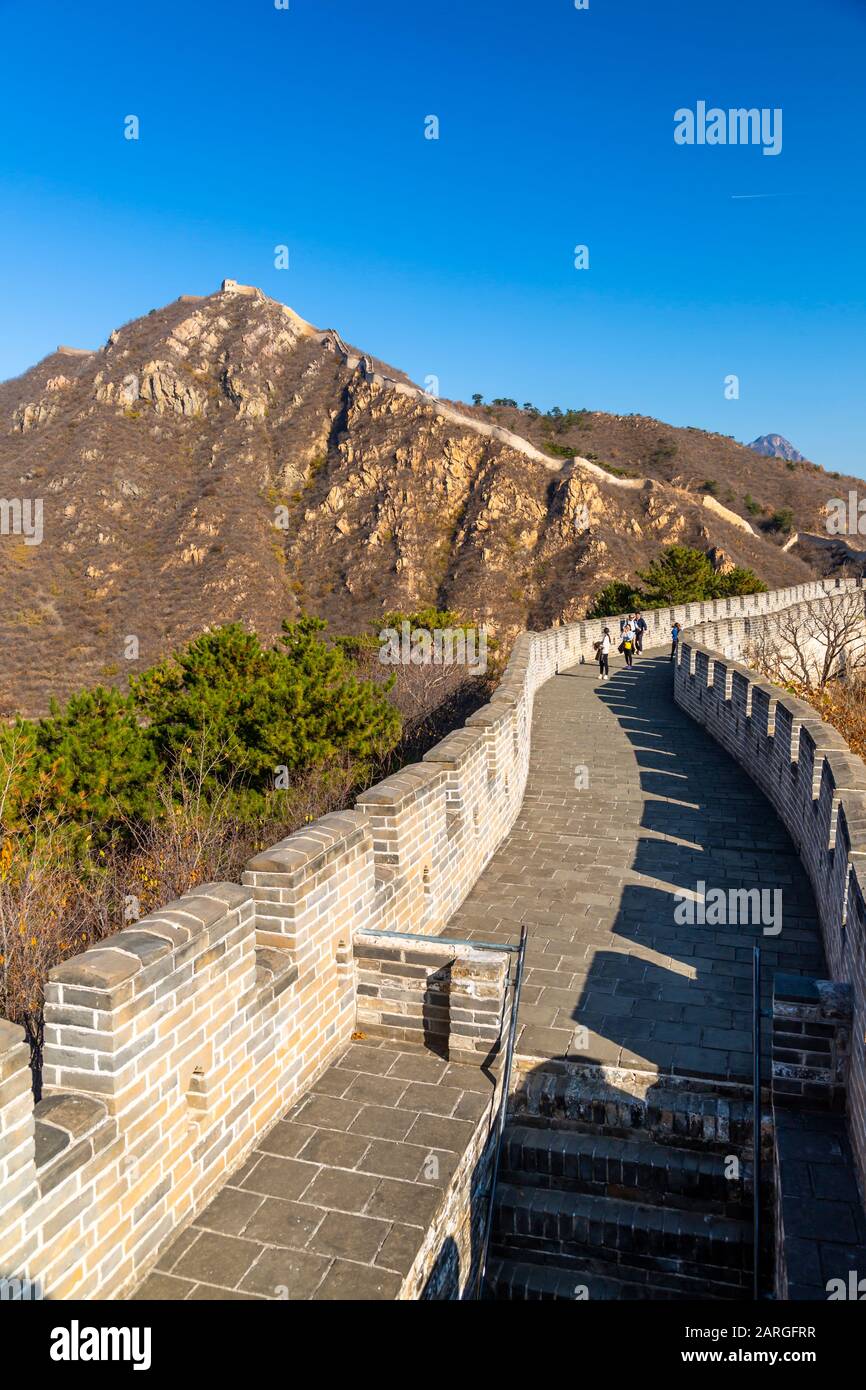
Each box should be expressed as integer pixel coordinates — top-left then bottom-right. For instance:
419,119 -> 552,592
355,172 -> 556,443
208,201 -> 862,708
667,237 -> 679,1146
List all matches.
0,281 -> 854,716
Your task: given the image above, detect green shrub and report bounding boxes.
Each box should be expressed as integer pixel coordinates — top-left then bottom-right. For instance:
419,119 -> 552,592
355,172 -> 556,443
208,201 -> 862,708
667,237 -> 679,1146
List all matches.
713,567 -> 768,598
585,582 -> 642,619
1,687 -> 158,848
378,607 -> 467,634
585,546 -> 768,618
636,546 -> 717,605
132,618 -> 401,811
595,460 -> 634,478
766,508 -> 795,535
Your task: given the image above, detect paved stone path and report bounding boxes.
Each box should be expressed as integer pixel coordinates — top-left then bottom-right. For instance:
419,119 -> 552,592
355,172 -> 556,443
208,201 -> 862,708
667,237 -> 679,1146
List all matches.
132,1039 -> 495,1300
453,650 -> 826,1084
132,647 -> 831,1301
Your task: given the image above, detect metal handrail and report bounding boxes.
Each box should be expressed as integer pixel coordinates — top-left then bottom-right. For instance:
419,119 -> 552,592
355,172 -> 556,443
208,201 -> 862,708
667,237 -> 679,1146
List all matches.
752,945 -> 761,1302
474,923 -> 528,1300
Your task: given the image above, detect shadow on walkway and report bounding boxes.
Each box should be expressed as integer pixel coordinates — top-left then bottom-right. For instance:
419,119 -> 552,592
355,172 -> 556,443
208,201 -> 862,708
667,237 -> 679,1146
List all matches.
452,650 -> 825,1088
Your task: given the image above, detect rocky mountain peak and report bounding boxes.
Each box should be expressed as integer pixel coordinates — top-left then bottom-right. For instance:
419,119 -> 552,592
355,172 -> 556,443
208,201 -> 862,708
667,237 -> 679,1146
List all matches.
0,286 -> 846,717
748,434 -> 806,463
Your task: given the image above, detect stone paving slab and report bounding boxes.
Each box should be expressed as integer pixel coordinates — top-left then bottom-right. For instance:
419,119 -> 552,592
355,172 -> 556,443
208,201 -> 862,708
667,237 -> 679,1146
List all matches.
775,1109 -> 866,1299
131,646 -> 837,1302
451,651 -> 826,1085
132,1039 -> 496,1301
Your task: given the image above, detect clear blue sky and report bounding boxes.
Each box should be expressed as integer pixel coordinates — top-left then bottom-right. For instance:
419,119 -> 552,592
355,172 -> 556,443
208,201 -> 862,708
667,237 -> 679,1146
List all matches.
1,0 -> 865,472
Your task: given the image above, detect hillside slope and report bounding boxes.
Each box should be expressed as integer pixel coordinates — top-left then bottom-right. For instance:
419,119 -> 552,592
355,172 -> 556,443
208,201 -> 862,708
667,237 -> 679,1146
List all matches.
0,281 -> 830,716
454,401 -> 855,536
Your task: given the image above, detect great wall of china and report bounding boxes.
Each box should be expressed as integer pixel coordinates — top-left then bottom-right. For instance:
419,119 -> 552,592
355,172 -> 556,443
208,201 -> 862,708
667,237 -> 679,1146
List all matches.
1,577 -> 864,1300
221,279 -> 758,529
41,279 -> 766,541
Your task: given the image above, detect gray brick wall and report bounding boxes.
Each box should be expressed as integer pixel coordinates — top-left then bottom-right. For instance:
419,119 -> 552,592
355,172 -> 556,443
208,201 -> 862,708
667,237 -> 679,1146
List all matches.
354,931 -> 511,1060
2,574 -> 861,1301
674,582 -> 866,1197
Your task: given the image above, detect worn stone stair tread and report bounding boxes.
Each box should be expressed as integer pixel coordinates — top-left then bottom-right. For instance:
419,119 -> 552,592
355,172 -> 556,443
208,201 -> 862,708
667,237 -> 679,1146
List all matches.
494,1180 -> 752,1271
500,1123 -> 750,1211
512,1071 -> 756,1150
487,1256 -> 711,1301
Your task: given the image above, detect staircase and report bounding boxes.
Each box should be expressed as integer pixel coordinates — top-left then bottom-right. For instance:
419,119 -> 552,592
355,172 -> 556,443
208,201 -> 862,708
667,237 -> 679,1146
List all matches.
487,1072 -> 760,1301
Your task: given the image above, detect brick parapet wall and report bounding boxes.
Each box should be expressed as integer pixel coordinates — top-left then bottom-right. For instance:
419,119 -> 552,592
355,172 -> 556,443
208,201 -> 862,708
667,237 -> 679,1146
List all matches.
2,575 -> 861,1300
0,880 -> 345,1299
673,581 -> 866,1197
772,973 -> 853,1111
354,931 -> 511,1060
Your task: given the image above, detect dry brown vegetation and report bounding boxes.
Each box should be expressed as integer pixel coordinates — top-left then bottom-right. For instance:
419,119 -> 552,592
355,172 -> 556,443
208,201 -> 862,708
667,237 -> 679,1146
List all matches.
745,591 -> 866,691
0,761 -> 357,1095
791,677 -> 866,765
0,655 -> 492,1094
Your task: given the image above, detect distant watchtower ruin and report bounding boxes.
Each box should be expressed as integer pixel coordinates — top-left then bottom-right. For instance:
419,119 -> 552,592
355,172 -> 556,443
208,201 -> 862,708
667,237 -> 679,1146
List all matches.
220,278 -> 258,296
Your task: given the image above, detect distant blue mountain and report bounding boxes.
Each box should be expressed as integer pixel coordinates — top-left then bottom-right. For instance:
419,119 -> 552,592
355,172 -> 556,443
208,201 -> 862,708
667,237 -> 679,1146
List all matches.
748,434 -> 806,463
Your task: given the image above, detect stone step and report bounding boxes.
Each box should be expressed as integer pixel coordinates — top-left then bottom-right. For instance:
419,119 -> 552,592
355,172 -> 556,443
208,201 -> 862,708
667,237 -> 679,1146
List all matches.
487,1256 -> 734,1301
511,1065 -> 760,1153
501,1124 -> 751,1215
493,1182 -> 752,1290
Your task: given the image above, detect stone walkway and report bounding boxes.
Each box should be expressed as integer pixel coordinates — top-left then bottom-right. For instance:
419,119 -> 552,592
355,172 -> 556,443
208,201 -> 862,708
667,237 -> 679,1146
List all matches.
132,1039 -> 496,1300
453,651 -> 826,1084
131,647 -> 831,1301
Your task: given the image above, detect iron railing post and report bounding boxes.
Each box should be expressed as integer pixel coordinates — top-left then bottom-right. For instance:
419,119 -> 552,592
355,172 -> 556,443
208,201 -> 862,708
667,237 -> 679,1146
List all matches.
475,923 -> 528,1300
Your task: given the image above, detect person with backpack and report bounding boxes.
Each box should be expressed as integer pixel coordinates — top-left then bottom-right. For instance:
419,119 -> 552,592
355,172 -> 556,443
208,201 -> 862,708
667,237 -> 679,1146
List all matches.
670,621 -> 681,662
621,626 -> 635,667
596,627 -> 611,681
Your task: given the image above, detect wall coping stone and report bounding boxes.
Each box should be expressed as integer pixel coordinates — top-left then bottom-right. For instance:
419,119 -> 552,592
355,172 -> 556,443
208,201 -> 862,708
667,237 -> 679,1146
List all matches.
355,762 -> 444,808
422,728 -> 487,767
50,947 -> 142,991
245,813 -> 368,874
0,1017 -> 26,1056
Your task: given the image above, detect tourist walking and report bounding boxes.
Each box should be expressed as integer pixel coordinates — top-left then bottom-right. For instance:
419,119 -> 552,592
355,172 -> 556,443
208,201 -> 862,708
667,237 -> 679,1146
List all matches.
670,621 -> 681,662
634,612 -> 647,654
596,627 -> 611,681
621,627 -> 635,667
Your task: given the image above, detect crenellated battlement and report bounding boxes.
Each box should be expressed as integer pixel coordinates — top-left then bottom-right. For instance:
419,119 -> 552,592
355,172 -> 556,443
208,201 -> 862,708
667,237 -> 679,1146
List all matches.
673,579 -> 866,1200
1,575 -> 862,1300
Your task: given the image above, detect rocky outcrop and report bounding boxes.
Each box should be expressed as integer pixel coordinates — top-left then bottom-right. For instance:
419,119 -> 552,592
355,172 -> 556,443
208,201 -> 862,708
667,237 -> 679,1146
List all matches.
707,545 -> 736,574
138,361 -> 208,417
12,399 -> 58,432
0,281 -> 821,716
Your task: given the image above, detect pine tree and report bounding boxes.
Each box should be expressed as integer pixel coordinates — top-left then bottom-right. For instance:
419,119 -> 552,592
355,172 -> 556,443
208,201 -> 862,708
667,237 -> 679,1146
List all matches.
132,618 -> 401,805
636,546 -> 718,605
1,687 -> 157,845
